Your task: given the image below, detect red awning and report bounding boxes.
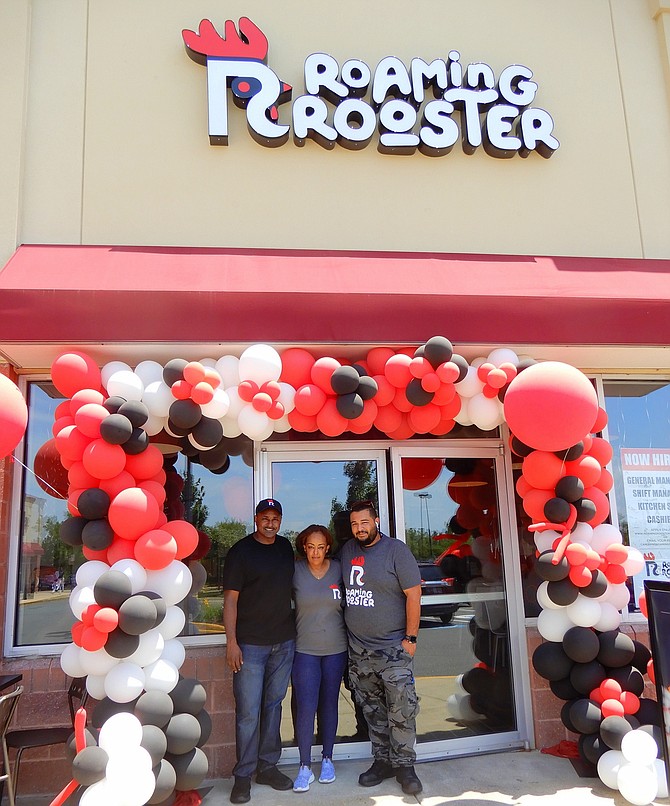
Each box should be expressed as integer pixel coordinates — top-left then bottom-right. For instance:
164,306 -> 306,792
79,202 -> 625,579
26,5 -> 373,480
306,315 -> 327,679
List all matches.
0,244 -> 668,346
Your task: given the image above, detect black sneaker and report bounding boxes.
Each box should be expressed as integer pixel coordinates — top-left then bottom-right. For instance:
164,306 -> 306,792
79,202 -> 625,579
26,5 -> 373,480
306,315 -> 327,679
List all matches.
230,776 -> 251,804
256,765 -> 293,790
396,765 -> 423,795
358,759 -> 395,787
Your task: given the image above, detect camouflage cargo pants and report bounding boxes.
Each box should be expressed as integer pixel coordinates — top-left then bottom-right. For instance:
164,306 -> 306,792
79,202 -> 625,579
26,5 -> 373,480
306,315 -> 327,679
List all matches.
348,644 -> 419,766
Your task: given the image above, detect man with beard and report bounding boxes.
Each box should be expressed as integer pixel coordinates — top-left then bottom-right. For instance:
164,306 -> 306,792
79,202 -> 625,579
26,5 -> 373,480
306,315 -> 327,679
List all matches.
223,498 -> 295,803
340,500 -> 423,795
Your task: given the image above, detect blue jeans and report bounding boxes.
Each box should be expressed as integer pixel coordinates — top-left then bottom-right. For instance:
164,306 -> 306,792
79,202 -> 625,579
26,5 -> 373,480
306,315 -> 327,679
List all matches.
233,639 -> 295,779
292,650 -> 348,764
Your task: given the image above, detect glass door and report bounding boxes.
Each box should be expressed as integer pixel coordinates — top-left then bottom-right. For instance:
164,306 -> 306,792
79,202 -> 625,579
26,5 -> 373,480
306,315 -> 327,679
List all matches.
390,445 -> 531,758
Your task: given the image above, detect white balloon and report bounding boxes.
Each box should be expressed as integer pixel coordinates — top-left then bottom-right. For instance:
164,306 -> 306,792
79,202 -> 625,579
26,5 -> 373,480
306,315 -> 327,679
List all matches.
454,397 -> 473,426
106,747 -> 155,806
143,412 -> 166,436
134,360 -> 164,386
597,749 -> 625,789
85,673 -> 107,701
199,357 -> 217,369
99,712 -> 143,752
455,366 -> 485,399
454,673 -> 467,695
200,387 -> 230,419
188,561 -> 207,594
69,584 -> 96,620
534,530 -> 560,554
570,522 -> 593,545
145,561 -> 193,606
106,370 -> 144,401
468,394 -> 504,431
566,595 -> 602,628
273,413 -> 292,433
617,761 -> 658,805
470,356 -> 486,368
278,382 -> 296,414
591,524 -> 623,555
161,638 -> 186,670
221,416 -> 243,438
142,380 -> 173,418
143,658 -> 179,693
537,607 -> 573,642
102,361 -> 132,387
238,406 -> 272,441
487,348 -> 519,367
621,730 -> 659,766
125,628 -> 165,668
79,647 -> 120,676
225,386 -> 246,419
239,344 -> 282,384
604,582 -> 632,611
537,581 -> 562,611
623,548 -> 645,576
593,601 -> 622,631
60,642 -> 86,678
76,560 -> 111,588
110,559 -> 148,594
215,355 -> 240,389
104,662 -> 146,703
158,605 -> 186,639
79,779 -> 116,806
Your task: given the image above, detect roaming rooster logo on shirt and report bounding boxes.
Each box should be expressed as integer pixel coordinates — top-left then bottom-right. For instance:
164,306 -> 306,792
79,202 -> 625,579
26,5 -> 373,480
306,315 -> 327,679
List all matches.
182,17 -> 292,146
347,556 -> 375,607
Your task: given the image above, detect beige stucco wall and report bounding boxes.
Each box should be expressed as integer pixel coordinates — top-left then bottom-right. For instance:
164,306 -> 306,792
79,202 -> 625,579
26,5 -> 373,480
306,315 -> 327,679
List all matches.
3,0 -> 670,264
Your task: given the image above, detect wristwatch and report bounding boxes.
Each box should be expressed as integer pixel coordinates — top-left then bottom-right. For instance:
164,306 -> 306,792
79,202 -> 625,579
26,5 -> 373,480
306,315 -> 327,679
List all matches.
403,634 -> 417,644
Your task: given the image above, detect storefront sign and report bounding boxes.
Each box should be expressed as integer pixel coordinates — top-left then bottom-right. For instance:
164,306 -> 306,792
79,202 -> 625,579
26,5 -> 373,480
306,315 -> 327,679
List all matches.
621,448 -> 670,603
182,17 -> 559,158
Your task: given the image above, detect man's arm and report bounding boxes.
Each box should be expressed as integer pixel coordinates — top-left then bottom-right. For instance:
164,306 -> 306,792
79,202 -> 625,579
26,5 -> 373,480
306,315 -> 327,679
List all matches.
401,584 -> 421,657
223,589 -> 244,672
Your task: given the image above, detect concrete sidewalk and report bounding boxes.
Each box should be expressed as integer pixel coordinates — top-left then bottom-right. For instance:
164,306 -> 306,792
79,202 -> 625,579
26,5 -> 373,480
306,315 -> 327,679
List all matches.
18,750 -> 669,805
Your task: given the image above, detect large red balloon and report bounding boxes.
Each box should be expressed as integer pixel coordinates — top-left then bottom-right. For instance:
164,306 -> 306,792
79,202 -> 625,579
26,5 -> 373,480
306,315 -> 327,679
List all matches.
82,439 -> 126,480
279,348 -> 315,389
163,520 -> 199,560
503,362 -> 598,451
51,352 -> 102,398
0,374 -> 28,459
134,529 -> 177,570
401,458 -> 443,490
522,451 -> 566,490
108,487 -> 161,540
34,438 -> 69,498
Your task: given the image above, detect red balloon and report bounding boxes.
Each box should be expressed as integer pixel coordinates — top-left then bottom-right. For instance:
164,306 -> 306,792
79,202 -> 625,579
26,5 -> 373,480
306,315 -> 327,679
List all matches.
71,621 -> 85,647
55,425 -> 91,463
151,468 -> 167,487
587,437 -> 613,468
34,438 -> 69,498
366,347 -> 395,376
68,461 -> 99,490
106,537 -> 136,564
591,406 -> 608,434
163,520 -> 199,560
564,455 -> 602,488
0,375 -> 28,459
138,480 -> 167,507
134,529 -> 177,570
191,382 -> 214,405
51,352 -> 102,398
108,487 -> 161,540
124,445 -> 164,480
82,439 -> 127,480
70,388 -> 105,415
316,399 -> 348,437
393,386 -> 413,413
647,658 -> 655,683
288,409 -> 319,432
516,476 -> 532,498
373,375 -> 395,407
503,361 -> 598,451
600,698 -> 625,719
565,543 -> 588,566
521,488 -> 553,521
408,404 -> 441,434
82,545 -> 109,562
54,400 -> 72,420
74,403 -> 109,439
280,348 -> 315,388
183,361 -> 206,386
52,415 -> 75,438
604,563 -> 627,584
433,383 -> 456,406
455,504 -> 481,531
374,404 -> 403,435
438,395 -> 461,420
568,565 -> 592,587
599,678 -> 622,700
347,399 -> 378,434
311,357 -> 340,394
522,451 -> 566,490
81,625 -> 108,652
619,691 -> 640,715
387,417 -> 416,440
384,354 -> 412,388
67,488 -> 84,517
294,384 -> 327,416
595,468 -> 614,494
185,529 -> 212,562
605,544 -> 628,565
582,486 -> 610,526
93,607 -> 119,633
401,458 -> 443,491
430,418 -> 456,436
639,589 -> 648,619
99,470 -> 136,500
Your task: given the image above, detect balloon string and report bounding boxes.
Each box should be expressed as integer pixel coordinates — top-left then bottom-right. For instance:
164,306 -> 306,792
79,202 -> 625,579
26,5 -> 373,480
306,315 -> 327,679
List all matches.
10,454 -> 67,500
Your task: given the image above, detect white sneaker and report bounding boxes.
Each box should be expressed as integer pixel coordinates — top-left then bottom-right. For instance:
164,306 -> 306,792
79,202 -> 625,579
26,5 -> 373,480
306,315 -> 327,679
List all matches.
319,757 -> 336,783
293,765 -> 315,792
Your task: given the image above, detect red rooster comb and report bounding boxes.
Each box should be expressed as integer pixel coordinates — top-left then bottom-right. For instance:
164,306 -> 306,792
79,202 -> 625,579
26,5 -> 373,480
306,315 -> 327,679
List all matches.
182,18 -> 269,65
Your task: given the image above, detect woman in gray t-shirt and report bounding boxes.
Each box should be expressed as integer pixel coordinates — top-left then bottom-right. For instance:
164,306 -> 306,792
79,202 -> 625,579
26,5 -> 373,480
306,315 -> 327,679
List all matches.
291,525 -> 348,792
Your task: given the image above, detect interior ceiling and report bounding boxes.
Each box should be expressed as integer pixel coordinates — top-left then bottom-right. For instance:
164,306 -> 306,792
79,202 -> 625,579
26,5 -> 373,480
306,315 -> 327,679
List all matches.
2,341 -> 667,375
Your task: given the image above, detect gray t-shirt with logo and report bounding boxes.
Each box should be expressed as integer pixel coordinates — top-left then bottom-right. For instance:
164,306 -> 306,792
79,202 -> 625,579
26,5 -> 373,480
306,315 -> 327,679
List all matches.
293,558 -> 347,656
340,534 -> 421,651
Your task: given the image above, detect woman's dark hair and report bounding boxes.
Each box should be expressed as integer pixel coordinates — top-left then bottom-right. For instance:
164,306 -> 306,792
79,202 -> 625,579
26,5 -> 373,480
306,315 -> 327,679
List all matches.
350,500 -> 378,518
296,524 -> 334,556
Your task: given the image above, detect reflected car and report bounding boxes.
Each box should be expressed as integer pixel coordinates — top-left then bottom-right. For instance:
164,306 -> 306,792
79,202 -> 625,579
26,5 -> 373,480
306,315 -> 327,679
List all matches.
38,574 -> 56,591
418,562 -> 461,624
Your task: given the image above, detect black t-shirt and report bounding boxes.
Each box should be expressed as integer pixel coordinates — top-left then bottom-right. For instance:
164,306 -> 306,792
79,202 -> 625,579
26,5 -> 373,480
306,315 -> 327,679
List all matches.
222,533 -> 296,645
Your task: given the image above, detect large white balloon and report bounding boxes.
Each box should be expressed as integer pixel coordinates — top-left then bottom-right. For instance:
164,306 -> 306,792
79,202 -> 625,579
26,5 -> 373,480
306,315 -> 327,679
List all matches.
597,749 -> 624,789
101,361 -> 132,388
453,397 -> 473,426
69,584 -> 96,620
99,711 -> 143,752
134,360 -> 164,386
104,662 -> 146,703
537,607 -> 573,642
106,370 -> 144,402
110,559 -> 148,594
239,344 -> 282,384
455,365 -> 485,399
79,779 -> 116,806
487,348 -> 519,367
566,595 -> 602,628
142,381 -> 173,417
200,387 -> 230,419
238,406 -> 273,441
188,561 -> 207,594
215,355 -> 240,389
621,730 -> 659,766
537,581 -> 562,611
143,658 -> 179,693
593,602 -> 622,631
161,638 -> 186,670
106,747 -> 155,806
468,394 -> 504,431
617,762 -> 658,805
157,605 -> 186,639
60,642 -> 86,678
85,673 -> 107,701
76,560 -> 110,588
591,523 -> 623,555
145,561 -> 193,606
143,412 -> 166,436
278,382 -> 296,414
622,547 -> 645,576
79,646 -> 120,676
570,522 -> 593,545
534,530 -> 560,554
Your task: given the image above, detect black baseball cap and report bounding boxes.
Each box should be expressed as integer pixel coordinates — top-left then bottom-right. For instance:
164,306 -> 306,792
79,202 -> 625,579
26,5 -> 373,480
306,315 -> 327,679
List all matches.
255,498 -> 283,516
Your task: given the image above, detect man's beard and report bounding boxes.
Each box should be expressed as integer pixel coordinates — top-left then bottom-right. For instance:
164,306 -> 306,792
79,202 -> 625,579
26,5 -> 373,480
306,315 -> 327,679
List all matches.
356,523 -> 378,547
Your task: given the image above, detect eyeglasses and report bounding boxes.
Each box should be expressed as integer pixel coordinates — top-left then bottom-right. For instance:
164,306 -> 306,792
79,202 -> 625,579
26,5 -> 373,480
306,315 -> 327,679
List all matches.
305,544 -> 327,551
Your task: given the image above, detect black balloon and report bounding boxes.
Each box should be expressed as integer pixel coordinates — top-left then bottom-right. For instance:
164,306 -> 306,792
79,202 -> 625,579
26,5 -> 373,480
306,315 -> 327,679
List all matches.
170,678 -> 207,716
570,660 -> 606,695
405,378 -> 434,407
82,519 -> 115,551
555,442 -> 584,462
141,723 -> 168,766
94,570 -> 132,608
330,366 -> 360,395
119,595 -> 159,635
100,413 -> 133,445
167,747 -> 208,791
169,399 -> 202,430
118,400 -> 150,428
123,427 -> 149,455
166,713 -> 201,755
105,627 -> 141,658
510,437 -> 533,457
607,665 -> 644,696
575,498 -> 597,523
140,590 -> 167,627
423,335 -> 453,368
600,714 -> 633,750
445,458 -> 477,474
555,476 -> 584,503
579,732 -> 608,764
450,353 -> 469,383
569,698 -> 602,734
103,395 -> 127,414
65,728 -> 98,762
461,667 -> 490,696
550,676 -> 581,701
631,640 -> 652,673
148,759 -> 177,805
77,488 -> 111,520
357,375 -> 378,400
581,570 -> 608,599
560,700 -> 579,733
536,551 -> 570,582
196,709 -> 212,747
597,631 -> 635,668
135,690 -> 174,728
544,497 -> 571,524
563,626 -> 600,663
91,697 -> 136,729
636,697 -> 662,726
336,392 -> 364,419
208,457 -> 231,475
72,745 -> 109,786
60,517 -> 85,547
546,577 -> 579,606
532,642 -> 574,681
191,416 -> 223,449
163,359 -> 188,387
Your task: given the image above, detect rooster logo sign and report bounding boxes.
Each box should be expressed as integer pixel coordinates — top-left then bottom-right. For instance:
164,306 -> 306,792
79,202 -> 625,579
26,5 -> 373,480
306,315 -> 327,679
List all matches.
182,17 -> 292,146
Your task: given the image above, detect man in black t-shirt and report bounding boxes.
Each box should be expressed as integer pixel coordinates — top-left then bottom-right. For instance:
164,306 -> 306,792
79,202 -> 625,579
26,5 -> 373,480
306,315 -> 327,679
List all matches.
223,498 -> 296,804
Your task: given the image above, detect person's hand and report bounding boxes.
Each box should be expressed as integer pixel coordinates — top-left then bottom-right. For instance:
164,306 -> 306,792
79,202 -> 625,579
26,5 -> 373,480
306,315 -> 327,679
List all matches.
401,638 -> 417,658
227,641 -> 244,673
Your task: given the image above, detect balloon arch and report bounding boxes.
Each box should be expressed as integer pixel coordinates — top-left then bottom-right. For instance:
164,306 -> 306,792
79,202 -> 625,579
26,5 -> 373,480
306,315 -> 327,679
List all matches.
0,337 -> 660,805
